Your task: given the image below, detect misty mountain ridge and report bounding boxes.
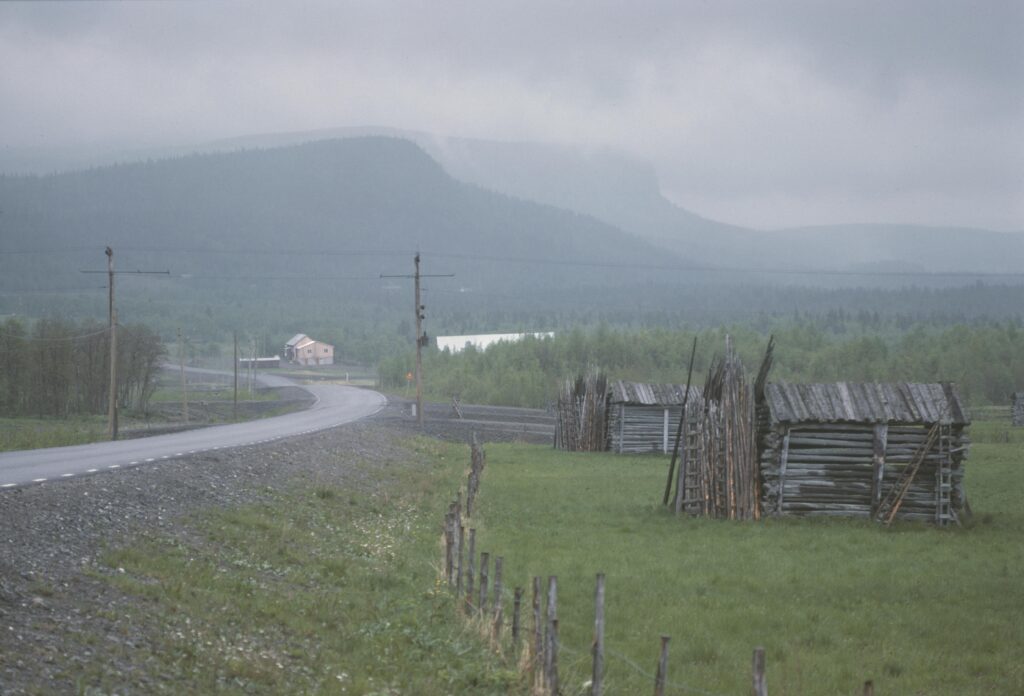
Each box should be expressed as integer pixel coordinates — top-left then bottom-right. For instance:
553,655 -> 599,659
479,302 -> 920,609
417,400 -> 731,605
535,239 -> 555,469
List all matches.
0,136 -> 685,294
200,127 -> 1024,276
3,128 -> 1021,278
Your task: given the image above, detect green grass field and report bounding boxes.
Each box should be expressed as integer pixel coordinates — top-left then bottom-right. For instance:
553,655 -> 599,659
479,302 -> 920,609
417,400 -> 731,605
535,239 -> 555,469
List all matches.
83,420 -> 1023,694
469,421 -> 1024,695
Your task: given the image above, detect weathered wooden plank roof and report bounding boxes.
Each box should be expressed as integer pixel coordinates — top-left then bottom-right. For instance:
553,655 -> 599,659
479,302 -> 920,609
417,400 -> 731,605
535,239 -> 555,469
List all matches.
608,381 -> 702,406
763,382 -> 969,425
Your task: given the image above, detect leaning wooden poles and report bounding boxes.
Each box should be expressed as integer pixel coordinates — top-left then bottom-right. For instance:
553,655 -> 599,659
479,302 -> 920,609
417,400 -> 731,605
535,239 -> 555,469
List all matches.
663,336 -> 698,505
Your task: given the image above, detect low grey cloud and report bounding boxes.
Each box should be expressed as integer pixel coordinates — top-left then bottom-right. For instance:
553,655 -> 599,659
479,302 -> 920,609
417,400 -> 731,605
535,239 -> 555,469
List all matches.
0,0 -> 1020,230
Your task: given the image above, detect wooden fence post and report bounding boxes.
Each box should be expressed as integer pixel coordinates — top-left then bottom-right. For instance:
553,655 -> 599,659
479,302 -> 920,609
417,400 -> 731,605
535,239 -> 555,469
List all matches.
532,577 -> 542,687
512,587 -> 523,649
752,647 -> 767,696
545,576 -> 558,694
492,556 -> 504,638
456,525 -> 465,596
478,552 -> 490,615
549,617 -> 560,696
465,529 -> 476,614
444,511 -> 454,587
654,635 -> 670,696
592,573 -> 605,696
863,680 -> 874,696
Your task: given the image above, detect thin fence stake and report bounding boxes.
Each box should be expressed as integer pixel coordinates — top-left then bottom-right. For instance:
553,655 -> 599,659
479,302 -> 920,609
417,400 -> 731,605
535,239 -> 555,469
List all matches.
456,525 -> 465,596
512,587 -> 523,649
654,635 -> 670,696
545,576 -> 558,694
478,552 -> 490,615
465,529 -> 476,614
444,512 -> 454,587
752,647 -> 767,696
863,680 -> 874,696
549,617 -> 559,696
492,556 -> 504,639
592,573 -> 605,696
532,577 -> 542,688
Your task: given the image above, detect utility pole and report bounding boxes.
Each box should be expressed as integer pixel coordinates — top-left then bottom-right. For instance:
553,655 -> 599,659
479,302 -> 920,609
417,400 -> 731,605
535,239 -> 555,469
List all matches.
413,253 -> 424,427
82,247 -> 170,441
249,338 -> 256,397
178,327 -> 188,424
233,331 -> 239,421
381,253 -> 454,428
106,247 -> 118,440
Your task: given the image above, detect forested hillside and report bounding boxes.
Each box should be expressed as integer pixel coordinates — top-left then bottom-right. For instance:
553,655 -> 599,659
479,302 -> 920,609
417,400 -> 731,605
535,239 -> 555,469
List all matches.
1,136 -> 1022,370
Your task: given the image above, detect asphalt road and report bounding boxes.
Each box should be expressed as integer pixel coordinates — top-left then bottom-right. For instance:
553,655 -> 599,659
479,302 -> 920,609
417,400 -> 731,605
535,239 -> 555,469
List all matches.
0,372 -> 386,489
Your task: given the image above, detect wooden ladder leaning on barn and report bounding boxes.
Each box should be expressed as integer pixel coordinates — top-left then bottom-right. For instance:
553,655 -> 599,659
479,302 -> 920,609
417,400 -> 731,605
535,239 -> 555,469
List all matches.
874,419 -> 957,527
934,423 -> 957,527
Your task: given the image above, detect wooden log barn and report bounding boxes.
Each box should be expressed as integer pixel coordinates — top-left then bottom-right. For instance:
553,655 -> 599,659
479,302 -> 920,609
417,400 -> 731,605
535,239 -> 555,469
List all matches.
606,381 -> 702,454
757,382 -> 970,525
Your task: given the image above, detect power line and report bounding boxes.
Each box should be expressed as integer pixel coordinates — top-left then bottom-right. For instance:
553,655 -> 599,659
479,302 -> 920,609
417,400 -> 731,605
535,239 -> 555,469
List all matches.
4,244 -> 1021,279
0,325 -> 111,344
420,251 -> 1024,279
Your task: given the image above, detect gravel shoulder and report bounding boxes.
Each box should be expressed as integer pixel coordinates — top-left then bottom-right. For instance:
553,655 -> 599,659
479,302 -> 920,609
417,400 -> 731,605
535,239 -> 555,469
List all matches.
0,396 -> 551,693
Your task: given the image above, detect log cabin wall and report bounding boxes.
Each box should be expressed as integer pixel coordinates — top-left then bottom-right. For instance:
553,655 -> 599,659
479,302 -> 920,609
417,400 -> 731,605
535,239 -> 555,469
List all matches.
758,382 -> 970,525
606,381 -> 701,454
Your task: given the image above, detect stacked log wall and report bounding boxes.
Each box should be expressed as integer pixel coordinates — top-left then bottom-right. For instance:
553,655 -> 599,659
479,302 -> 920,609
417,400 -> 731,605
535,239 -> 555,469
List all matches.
760,422 -> 968,522
607,405 -> 684,454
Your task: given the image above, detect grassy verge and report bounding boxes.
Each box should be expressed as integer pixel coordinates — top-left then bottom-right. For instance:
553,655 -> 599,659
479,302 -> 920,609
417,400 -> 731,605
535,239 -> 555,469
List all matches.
469,423 -> 1024,695
0,415 -> 110,451
85,437 -> 520,695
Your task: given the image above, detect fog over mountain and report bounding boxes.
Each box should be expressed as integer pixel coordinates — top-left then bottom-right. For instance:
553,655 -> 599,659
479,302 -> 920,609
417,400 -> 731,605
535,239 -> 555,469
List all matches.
6,126 -> 1021,276
1,2 -> 1020,232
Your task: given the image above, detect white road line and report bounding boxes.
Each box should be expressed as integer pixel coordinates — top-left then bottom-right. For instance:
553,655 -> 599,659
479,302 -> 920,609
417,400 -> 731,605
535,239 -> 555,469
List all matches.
33,478 -> 47,483
175,452 -> 183,456
108,465 -> 120,469
2,483 -> 16,488
188,450 -> 196,454
161,455 -> 169,460
130,461 -> 139,465
61,473 -> 74,478
145,458 -> 155,462
87,469 -> 98,473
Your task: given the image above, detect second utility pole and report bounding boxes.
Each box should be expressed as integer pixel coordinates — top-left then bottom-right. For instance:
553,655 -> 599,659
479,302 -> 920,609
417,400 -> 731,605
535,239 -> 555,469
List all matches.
413,253 -> 424,428
381,253 -> 453,429
106,246 -> 118,441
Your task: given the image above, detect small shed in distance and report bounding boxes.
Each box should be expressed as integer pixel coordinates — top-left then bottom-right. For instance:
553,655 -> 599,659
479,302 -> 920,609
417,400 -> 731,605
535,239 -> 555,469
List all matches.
1013,392 -> 1024,426
607,381 -> 701,454
757,382 -> 970,525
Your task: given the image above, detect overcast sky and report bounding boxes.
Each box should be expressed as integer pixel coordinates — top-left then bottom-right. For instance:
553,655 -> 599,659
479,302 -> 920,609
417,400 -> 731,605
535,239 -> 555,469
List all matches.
1,1 -> 1021,231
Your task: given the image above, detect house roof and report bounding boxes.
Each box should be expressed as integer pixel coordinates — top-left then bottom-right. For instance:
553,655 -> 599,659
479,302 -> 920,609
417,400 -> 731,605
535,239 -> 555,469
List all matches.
762,382 -> 969,425
295,337 -> 332,350
608,381 -> 702,406
285,333 -> 308,347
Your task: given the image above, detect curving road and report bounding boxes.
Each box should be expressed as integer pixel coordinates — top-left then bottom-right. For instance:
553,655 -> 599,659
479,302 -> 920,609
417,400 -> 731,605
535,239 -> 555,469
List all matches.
0,371 -> 386,489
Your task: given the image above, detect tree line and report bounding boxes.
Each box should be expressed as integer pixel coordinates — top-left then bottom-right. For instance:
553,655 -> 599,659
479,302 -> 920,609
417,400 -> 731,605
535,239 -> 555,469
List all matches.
0,317 -> 164,418
379,322 -> 1024,409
